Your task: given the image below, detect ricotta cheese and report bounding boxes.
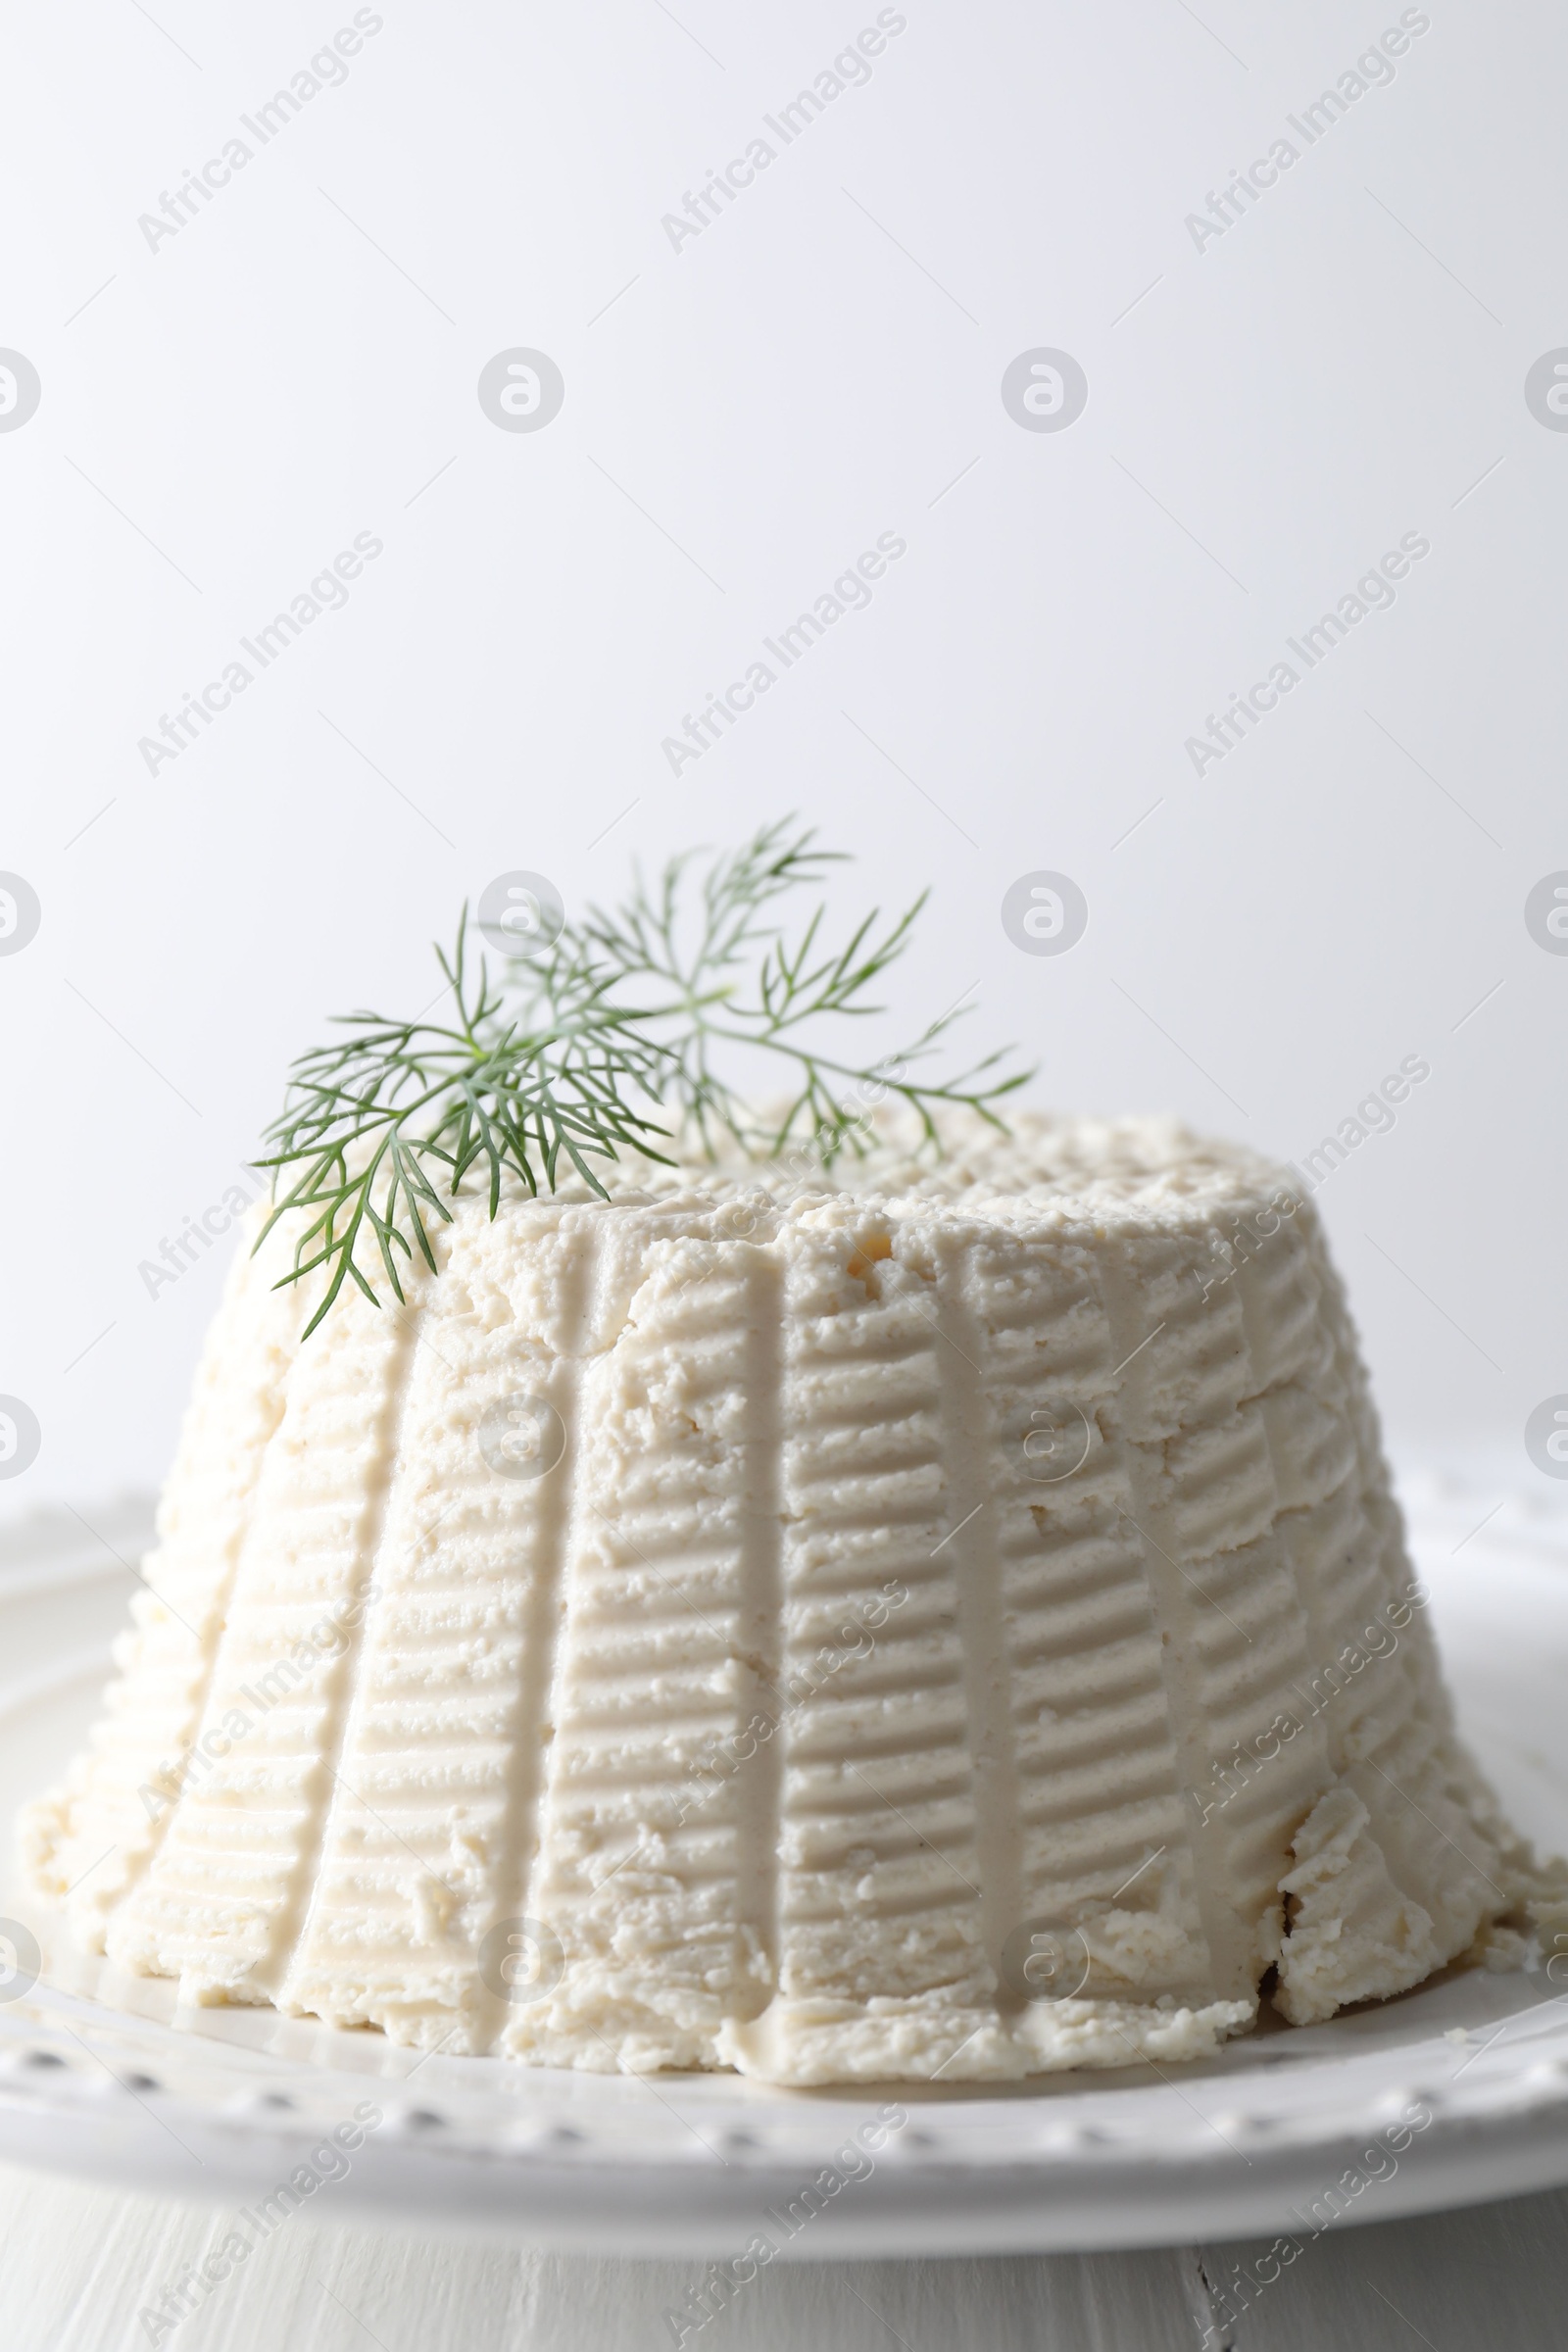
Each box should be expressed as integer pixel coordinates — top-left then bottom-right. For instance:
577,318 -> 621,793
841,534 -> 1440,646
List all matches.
23,1113 -> 1563,2082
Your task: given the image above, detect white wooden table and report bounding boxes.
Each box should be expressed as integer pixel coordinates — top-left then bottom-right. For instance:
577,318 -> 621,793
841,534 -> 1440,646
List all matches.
2,2162 -> 1561,2349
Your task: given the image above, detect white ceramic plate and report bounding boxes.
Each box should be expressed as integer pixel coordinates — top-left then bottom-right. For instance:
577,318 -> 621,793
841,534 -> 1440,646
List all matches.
1,1463 -> 1566,2257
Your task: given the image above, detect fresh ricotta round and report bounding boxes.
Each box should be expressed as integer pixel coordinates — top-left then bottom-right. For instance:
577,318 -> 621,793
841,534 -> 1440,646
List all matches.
23,1113 -> 1563,2082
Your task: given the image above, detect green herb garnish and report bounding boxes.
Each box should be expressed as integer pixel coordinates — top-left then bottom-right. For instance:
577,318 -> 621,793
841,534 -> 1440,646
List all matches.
257,818 -> 1030,1333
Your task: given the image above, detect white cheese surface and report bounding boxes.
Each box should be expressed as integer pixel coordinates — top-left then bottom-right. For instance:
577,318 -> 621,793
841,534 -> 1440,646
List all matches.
23,1112 -> 1561,2082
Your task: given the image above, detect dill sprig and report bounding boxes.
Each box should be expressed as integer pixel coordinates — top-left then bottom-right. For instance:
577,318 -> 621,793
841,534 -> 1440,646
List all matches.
259,818 -> 1031,1333
546,818 -> 1027,1160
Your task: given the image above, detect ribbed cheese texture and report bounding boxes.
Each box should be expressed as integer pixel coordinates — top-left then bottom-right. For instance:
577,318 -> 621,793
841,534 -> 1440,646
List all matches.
24,1113 -> 1560,2082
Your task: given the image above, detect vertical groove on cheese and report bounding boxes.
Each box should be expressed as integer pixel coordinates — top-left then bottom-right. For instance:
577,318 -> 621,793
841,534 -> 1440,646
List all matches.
262,1286 -> 430,2003
730,1231 -> 788,2006
26,1113 -> 1563,2081
970,1236 -> 1210,2020
484,1203 -> 611,2050
481,1203 -> 604,2021
503,1218 -> 784,2068
105,1268 -> 426,1997
1270,1221 -> 1505,2021
931,1228 -> 1022,1996
273,1206 -> 592,2048
726,1214 -> 991,2085
24,1218 -> 309,1949
1098,1244 -> 1263,2004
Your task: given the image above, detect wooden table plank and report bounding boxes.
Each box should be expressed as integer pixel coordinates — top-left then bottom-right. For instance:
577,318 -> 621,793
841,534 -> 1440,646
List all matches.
2,2162 -> 1563,2350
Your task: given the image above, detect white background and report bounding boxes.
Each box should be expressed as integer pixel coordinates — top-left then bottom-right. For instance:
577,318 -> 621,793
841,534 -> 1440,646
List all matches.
2,0 -> 1564,1517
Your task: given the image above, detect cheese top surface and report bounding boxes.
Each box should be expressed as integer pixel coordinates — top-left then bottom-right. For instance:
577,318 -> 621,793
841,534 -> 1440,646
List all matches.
23,1111 -> 1559,2082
